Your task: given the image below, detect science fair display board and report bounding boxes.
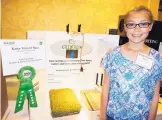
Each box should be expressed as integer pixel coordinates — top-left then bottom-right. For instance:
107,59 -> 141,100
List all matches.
27,31 -> 119,120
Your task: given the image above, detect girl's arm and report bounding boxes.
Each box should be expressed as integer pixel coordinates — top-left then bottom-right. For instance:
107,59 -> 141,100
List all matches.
100,70 -> 110,120
148,80 -> 161,120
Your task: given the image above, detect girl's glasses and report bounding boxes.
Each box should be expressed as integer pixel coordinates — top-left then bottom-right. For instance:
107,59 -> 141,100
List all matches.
125,22 -> 151,29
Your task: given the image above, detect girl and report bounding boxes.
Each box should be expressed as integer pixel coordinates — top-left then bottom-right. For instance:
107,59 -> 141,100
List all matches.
100,6 -> 162,120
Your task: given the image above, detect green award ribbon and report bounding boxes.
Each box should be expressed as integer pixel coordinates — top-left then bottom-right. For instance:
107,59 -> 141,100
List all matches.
15,66 -> 38,113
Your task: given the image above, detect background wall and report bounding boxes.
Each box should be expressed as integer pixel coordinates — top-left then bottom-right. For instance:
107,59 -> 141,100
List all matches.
1,0 -> 160,100
0,0 -> 2,117
1,1 -> 9,119
1,0 -> 160,39
159,11 -> 162,20
159,1 -> 162,20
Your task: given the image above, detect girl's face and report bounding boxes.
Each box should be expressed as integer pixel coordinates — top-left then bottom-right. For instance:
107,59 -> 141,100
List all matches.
124,11 -> 153,43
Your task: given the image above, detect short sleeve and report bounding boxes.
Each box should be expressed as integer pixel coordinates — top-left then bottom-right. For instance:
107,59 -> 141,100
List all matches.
100,52 -> 111,75
154,53 -> 162,82
160,54 -> 162,79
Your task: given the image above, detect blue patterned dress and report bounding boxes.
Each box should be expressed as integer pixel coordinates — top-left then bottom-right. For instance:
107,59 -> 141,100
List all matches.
101,46 -> 162,120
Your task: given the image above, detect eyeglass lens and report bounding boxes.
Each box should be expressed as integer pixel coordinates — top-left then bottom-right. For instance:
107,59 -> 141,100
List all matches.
126,22 -> 150,28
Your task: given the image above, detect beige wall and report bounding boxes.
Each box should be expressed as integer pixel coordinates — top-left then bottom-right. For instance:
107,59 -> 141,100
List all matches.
159,11 -> 162,21
1,0 -> 160,100
148,0 -> 160,20
1,0 -> 160,39
1,1 -> 9,118
0,0 -> 2,117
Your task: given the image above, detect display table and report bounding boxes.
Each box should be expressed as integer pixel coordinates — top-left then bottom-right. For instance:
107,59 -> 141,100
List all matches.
3,100 -> 90,120
2,100 -> 29,120
3,91 -> 162,120
3,88 -> 93,120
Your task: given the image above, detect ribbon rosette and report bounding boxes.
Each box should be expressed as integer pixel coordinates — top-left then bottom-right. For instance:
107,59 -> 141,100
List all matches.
15,66 -> 38,113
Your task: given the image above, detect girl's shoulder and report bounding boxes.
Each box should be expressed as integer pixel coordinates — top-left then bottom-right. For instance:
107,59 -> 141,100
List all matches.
149,48 -> 162,65
105,46 -> 120,54
149,48 -> 161,58
102,46 -> 120,61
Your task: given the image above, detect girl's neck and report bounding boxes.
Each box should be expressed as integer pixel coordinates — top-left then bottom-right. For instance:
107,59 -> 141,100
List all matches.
126,41 -> 147,52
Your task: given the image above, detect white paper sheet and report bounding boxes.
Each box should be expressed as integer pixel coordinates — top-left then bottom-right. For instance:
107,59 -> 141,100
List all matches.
0,40 -> 45,76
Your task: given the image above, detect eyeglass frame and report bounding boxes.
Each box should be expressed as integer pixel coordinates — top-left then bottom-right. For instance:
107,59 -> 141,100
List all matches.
125,22 -> 151,29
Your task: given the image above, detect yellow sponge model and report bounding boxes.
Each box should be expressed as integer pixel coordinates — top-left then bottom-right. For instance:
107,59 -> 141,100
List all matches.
49,88 -> 82,117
